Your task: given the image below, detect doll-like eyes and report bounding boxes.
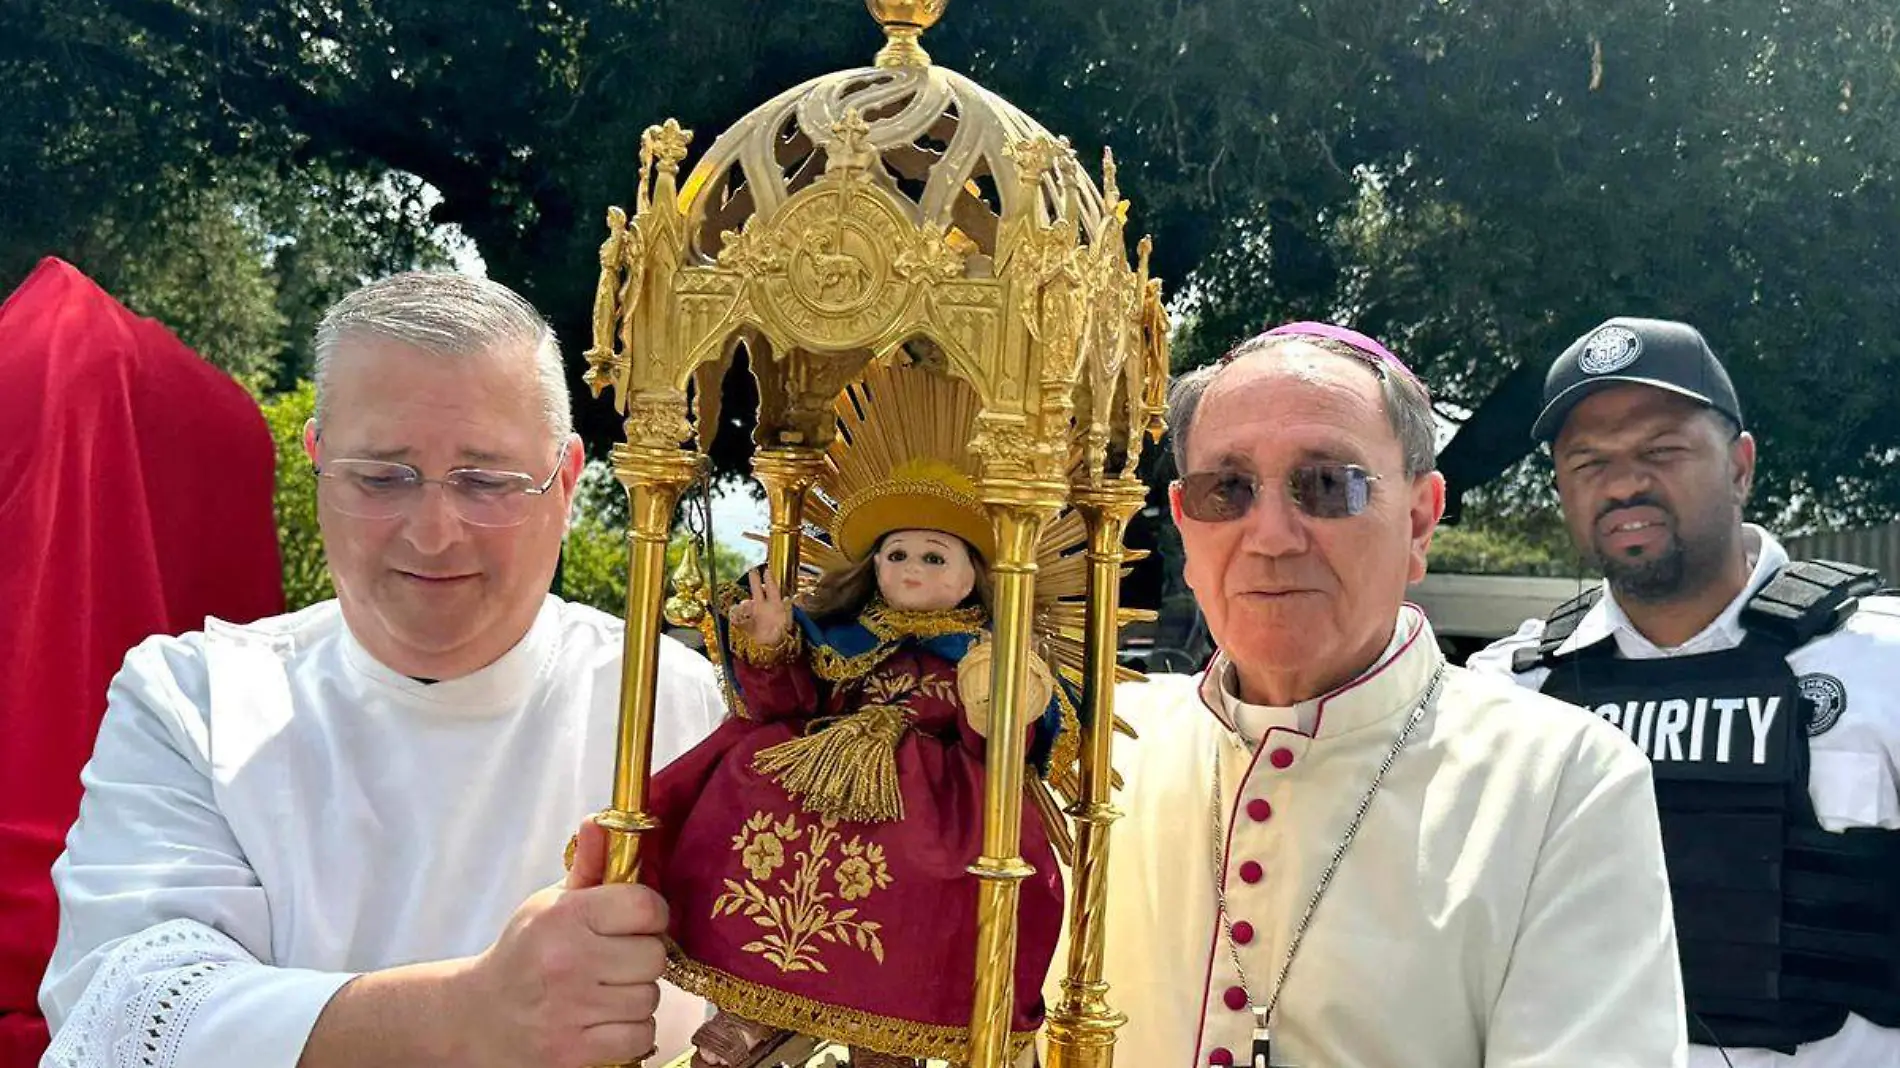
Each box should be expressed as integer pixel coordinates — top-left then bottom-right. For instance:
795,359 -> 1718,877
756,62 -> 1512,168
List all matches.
883,549 -> 948,566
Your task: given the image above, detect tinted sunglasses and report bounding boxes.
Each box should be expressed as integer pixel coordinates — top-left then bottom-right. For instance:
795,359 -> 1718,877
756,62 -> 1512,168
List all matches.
1177,464 -> 1382,522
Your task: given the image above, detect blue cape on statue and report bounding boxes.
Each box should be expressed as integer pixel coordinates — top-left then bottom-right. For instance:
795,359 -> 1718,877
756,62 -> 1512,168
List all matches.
711,598 -> 1073,772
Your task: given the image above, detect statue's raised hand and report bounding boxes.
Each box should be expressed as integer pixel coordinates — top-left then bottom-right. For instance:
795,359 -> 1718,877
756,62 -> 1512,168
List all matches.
729,567 -> 791,647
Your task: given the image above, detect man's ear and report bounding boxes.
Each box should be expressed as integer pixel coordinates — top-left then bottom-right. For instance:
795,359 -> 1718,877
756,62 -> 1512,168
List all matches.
557,432 -> 584,494
1409,472 -> 1447,585
1731,431 -> 1757,507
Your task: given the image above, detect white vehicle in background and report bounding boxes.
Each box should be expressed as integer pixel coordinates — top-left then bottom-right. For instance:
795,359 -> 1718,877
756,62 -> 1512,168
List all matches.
1406,572 -> 1594,663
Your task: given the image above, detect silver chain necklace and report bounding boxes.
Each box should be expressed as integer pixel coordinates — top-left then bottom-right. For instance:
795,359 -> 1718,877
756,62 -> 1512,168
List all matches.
1209,663 -> 1446,1065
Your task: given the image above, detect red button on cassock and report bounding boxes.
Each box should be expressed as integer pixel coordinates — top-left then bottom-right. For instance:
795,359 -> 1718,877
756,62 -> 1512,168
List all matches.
1224,986 -> 1248,1011
1239,861 -> 1263,884
1208,1048 -> 1235,1066
1247,799 -> 1273,822
1232,920 -> 1256,945
1270,747 -> 1295,770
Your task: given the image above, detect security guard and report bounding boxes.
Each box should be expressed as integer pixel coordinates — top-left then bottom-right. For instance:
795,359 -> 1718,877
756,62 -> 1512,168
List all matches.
1469,318 -> 1900,1068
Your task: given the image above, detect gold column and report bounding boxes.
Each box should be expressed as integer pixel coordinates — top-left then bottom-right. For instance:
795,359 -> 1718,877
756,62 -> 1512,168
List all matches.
967,486 -> 1058,1068
750,446 -> 826,592
599,442 -> 707,887
1044,481 -> 1146,1068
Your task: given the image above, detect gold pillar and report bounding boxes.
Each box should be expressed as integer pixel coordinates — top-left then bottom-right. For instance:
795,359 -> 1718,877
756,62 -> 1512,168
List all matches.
1044,481 -> 1146,1068
600,443 -> 707,887
967,486 -> 1059,1068
750,446 -> 826,592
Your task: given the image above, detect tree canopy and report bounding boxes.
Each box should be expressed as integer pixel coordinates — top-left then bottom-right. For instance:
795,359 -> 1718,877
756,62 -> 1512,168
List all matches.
8,0 -> 1899,541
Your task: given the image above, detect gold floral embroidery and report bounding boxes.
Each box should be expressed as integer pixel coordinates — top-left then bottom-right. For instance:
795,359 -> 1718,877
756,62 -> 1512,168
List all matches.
835,837 -> 892,900
860,670 -> 915,705
919,673 -> 957,704
739,827 -> 786,880
859,600 -> 986,642
835,858 -> 875,900
810,640 -> 900,683
714,811 -> 893,973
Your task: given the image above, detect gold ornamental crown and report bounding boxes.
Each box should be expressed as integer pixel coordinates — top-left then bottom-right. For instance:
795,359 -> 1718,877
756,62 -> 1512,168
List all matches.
583,0 -> 1169,489
815,362 -> 993,562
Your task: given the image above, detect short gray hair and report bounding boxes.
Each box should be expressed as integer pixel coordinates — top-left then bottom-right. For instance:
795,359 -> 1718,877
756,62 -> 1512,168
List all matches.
313,271 -> 572,441
1168,335 -> 1436,477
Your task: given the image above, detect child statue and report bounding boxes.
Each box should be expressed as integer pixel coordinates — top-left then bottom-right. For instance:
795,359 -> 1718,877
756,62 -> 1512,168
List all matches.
643,456 -> 1069,1068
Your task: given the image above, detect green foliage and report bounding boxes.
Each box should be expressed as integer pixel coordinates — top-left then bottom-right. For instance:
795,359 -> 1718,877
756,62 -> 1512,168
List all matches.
11,0 -> 1900,537
257,170 -> 459,392
572,458 -> 631,532
259,382 -> 335,610
559,518 -> 755,618
0,2 -> 456,390
559,518 -> 630,618
95,189 -> 288,390
1429,523 -> 1582,578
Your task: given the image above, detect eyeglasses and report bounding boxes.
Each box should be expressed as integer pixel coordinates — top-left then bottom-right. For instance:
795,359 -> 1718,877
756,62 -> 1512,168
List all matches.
1176,464 -> 1382,522
314,443 -> 568,529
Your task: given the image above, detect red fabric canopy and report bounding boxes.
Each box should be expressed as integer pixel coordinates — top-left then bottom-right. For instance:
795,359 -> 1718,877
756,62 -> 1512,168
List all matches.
0,258 -> 286,1066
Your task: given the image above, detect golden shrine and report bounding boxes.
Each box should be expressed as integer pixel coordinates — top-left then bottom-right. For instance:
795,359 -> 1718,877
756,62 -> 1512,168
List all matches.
578,2 -> 1170,1064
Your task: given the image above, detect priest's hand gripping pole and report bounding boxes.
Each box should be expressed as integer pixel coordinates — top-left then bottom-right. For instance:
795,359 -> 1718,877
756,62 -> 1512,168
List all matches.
967,487 -> 1058,1068
598,440 -> 705,1068
1043,482 -> 1146,1068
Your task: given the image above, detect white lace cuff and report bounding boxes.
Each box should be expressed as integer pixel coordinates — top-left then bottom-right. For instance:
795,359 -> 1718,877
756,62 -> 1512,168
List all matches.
44,919 -> 354,1068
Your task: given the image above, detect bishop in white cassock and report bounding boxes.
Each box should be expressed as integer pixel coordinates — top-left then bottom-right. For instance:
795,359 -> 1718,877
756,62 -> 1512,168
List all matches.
1050,322 -> 1687,1067
38,273 -> 727,1068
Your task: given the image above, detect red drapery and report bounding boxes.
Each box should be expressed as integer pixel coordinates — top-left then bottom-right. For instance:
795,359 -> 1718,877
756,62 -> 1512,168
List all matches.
0,258 -> 286,1066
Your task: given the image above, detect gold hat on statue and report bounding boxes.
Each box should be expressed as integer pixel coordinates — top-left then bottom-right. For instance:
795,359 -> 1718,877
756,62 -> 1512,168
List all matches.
830,457 -> 994,562
816,361 -> 996,563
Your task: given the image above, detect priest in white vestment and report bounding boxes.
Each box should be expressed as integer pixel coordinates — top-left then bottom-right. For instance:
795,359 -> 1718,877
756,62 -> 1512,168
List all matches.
38,273 -> 727,1068
1050,323 -> 1687,1067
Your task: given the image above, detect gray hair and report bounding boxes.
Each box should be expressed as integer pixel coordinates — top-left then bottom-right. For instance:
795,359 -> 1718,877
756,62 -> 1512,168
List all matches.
313,271 -> 572,441
1167,335 -> 1437,477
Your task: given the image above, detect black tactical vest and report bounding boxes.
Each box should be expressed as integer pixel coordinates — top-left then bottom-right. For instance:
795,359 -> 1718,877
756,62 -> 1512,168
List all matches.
1519,560 -> 1900,1053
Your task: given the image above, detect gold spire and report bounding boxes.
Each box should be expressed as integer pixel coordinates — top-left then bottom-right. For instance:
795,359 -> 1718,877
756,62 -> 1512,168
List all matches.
867,0 -> 945,68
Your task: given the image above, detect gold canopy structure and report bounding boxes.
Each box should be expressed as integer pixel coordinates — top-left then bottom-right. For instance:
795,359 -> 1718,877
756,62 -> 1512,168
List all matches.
579,3 -> 1171,1064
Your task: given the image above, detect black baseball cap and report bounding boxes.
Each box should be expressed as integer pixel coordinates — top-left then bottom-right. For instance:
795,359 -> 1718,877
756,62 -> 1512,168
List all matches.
1531,317 -> 1745,443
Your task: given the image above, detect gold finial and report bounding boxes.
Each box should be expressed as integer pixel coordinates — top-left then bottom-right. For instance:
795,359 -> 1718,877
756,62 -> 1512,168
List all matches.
663,541 -> 710,627
642,118 -> 693,176
1102,147 -> 1132,225
867,0 -> 946,68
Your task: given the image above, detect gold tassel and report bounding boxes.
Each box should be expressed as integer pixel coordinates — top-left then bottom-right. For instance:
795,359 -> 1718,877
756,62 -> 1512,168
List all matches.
752,705 -> 912,823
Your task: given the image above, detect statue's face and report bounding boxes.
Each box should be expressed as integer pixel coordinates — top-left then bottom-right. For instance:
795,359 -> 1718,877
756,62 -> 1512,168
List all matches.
873,529 -> 976,612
